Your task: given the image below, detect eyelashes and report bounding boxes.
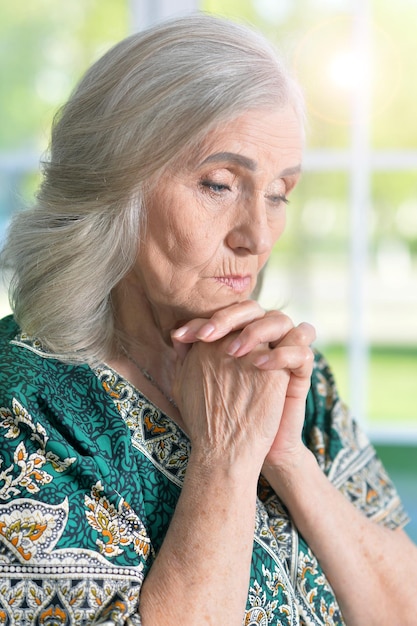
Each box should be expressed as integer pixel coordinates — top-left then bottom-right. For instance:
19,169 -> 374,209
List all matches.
199,179 -> 290,207
266,194 -> 290,206
200,180 -> 231,194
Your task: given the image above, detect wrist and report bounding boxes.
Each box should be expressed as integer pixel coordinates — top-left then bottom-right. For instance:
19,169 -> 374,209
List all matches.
262,445 -> 317,500
188,446 -> 262,493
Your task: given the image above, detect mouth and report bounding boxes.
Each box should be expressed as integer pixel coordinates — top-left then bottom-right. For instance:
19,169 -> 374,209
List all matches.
214,275 -> 252,293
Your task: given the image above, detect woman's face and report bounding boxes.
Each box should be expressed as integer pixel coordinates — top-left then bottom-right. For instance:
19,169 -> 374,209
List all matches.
131,106 -> 303,326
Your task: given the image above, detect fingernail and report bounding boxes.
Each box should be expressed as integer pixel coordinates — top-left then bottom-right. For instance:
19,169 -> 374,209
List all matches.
253,354 -> 269,367
171,326 -> 189,339
195,323 -> 215,339
227,338 -> 241,355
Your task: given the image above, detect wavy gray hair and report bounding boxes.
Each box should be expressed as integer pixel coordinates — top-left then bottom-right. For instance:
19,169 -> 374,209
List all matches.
1,13 -> 304,364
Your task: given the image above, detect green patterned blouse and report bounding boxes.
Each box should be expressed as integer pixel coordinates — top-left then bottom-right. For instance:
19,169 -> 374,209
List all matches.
0,315 -> 409,625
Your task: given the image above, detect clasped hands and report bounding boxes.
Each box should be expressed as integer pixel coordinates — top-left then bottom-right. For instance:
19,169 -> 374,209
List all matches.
171,300 -> 316,475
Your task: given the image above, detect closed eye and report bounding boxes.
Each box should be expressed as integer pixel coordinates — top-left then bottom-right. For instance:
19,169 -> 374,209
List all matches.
266,194 -> 290,205
200,180 -> 231,193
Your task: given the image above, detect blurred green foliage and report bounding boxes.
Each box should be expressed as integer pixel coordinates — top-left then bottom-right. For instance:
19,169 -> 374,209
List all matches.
0,0 -> 128,218
0,0 -> 128,151
324,345 -> 417,426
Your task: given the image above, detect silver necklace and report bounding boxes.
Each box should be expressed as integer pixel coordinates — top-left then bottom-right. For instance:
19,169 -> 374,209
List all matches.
121,346 -> 178,410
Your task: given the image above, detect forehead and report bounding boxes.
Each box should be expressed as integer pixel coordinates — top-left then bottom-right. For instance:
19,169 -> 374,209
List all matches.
193,107 -> 303,170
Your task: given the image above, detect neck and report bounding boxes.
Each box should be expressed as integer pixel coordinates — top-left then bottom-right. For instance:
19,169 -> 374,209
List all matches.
121,345 -> 178,410
110,279 -> 179,399
113,273 -> 183,346
108,279 -> 192,430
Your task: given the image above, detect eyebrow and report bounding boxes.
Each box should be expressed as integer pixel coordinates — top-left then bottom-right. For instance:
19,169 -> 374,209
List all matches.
200,152 -> 256,171
199,151 -> 302,177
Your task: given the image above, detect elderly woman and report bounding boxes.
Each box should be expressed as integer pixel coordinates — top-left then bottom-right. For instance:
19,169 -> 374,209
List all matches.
0,13 -> 415,626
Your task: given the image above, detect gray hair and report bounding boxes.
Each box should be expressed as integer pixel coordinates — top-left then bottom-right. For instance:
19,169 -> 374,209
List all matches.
1,13 -> 304,364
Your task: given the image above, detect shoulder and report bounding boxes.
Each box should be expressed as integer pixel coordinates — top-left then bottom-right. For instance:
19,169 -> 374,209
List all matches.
0,314 -> 19,347
0,314 -> 55,371
0,313 -> 78,380
0,314 -> 43,397
0,315 -> 129,491
0,314 -> 110,418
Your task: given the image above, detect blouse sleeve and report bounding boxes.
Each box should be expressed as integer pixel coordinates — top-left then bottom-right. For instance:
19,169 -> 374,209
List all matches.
0,328 -> 152,625
303,350 -> 410,530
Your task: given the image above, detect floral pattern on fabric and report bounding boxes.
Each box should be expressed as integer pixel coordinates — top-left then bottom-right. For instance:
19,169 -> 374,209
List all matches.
245,573 -> 280,625
0,398 -> 77,501
96,366 -> 191,487
85,480 -> 153,560
0,497 -> 143,625
0,315 -> 410,625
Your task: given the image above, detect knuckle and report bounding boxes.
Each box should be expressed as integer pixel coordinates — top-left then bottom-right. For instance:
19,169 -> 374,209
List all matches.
239,300 -> 266,318
295,328 -> 310,344
210,308 -> 232,325
265,309 -> 294,331
291,322 -> 316,345
211,300 -> 265,328
245,299 -> 265,311
238,321 -> 260,339
298,321 -> 316,338
303,345 -> 315,363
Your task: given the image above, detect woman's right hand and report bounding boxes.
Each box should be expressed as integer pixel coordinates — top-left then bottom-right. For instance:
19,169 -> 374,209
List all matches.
172,307 -> 314,473
173,333 -> 287,469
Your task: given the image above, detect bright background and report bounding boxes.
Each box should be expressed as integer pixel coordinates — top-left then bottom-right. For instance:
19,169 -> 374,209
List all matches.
0,0 -> 416,539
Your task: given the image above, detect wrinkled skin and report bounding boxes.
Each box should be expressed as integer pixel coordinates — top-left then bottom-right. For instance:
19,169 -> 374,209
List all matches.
172,304 -> 315,472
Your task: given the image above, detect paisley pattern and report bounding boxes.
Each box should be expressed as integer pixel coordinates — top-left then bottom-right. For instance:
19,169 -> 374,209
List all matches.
0,314 -> 409,625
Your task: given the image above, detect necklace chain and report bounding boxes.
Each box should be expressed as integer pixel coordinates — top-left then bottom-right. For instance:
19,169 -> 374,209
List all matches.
121,346 -> 178,410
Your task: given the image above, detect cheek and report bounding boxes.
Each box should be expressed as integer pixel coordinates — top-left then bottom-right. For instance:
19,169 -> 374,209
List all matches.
155,225 -> 218,275
270,210 -> 287,242
168,209 -> 223,257
281,212 -> 287,236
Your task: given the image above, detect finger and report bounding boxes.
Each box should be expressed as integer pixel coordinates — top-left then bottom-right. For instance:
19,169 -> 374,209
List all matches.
171,337 -> 192,361
269,321 -> 316,349
171,300 -> 266,343
251,323 -> 316,372
171,318 -> 215,343
251,344 -> 315,377
225,310 -> 297,357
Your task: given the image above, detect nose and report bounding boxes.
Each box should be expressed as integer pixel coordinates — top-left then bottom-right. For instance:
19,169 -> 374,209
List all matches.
226,194 -> 283,256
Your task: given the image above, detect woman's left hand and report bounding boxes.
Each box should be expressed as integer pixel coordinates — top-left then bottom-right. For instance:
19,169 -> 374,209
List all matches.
171,301 -> 316,470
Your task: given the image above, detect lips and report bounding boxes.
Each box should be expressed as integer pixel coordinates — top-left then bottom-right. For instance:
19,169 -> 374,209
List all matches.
215,275 -> 252,293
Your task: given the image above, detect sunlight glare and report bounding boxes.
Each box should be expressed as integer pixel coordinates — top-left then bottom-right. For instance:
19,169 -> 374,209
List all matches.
327,50 -> 361,91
